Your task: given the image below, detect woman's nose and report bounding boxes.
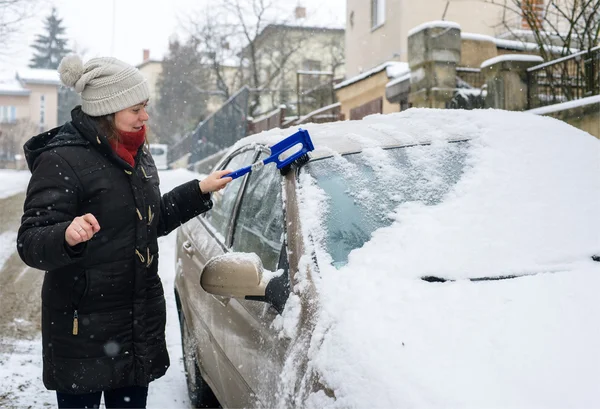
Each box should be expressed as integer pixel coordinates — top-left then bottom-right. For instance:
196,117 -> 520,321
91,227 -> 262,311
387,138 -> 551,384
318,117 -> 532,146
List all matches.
140,109 -> 149,121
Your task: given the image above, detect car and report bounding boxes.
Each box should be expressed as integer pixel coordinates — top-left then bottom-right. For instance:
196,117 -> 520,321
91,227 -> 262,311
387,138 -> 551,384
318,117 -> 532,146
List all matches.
174,108 -> 600,409
149,143 -> 169,170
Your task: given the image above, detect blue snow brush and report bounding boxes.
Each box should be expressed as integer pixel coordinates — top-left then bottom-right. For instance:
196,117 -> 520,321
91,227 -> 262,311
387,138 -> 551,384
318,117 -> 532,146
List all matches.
224,128 -> 315,180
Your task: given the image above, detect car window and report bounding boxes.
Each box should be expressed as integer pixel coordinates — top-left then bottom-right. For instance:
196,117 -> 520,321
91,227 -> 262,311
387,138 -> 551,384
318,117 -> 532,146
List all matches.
204,149 -> 257,242
149,147 -> 165,156
231,152 -> 284,272
304,141 -> 469,267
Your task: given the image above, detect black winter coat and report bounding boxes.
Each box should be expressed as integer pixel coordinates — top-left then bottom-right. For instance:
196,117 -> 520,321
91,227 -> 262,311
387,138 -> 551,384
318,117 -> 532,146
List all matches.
17,107 -> 212,394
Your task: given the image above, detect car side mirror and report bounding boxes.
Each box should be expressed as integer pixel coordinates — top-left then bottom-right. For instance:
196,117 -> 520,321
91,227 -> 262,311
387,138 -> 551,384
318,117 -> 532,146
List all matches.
201,253 -> 266,298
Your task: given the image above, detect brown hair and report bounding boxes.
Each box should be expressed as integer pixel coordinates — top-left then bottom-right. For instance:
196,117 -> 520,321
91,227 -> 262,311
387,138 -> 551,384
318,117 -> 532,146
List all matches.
92,114 -> 121,144
91,114 -> 150,146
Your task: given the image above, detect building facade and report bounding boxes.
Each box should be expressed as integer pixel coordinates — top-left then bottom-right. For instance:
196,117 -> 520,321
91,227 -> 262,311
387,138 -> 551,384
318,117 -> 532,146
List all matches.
0,68 -> 60,166
344,0 -> 520,77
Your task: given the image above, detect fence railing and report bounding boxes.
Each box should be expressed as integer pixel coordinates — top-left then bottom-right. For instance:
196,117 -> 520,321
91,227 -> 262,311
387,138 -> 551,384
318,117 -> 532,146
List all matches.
294,102 -> 344,125
527,46 -> 600,110
248,105 -> 286,135
169,86 -> 250,167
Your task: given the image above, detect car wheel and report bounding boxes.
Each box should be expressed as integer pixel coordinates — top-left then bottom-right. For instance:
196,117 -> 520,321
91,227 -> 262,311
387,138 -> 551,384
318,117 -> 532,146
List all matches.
180,310 -> 221,409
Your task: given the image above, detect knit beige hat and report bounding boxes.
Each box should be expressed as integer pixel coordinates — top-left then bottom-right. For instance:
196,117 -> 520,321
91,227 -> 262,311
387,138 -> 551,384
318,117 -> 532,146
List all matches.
58,54 -> 150,117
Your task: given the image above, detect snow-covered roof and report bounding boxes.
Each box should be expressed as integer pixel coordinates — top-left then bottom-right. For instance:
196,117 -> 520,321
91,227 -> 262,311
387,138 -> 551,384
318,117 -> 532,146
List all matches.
385,71 -> 411,89
462,32 -> 578,55
16,68 -> 61,86
136,59 -> 162,69
408,20 -> 461,37
385,61 -> 409,78
0,79 -> 30,96
481,54 -> 543,69
334,61 -> 406,90
527,94 -> 600,115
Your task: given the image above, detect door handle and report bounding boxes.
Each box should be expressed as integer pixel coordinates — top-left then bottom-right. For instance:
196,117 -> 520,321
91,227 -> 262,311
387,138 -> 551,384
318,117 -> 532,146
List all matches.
182,241 -> 194,256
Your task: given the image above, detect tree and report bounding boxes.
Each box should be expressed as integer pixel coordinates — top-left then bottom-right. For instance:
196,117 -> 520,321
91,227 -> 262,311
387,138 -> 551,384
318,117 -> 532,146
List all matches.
151,38 -> 212,145
28,7 -> 80,125
185,1 -> 343,117
28,7 -> 70,69
0,0 -> 37,56
486,0 -> 600,104
486,0 -> 600,59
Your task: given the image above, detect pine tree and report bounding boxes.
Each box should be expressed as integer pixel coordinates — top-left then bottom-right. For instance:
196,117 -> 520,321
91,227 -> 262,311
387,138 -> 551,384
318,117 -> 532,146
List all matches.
152,38 -> 211,145
29,7 -> 70,69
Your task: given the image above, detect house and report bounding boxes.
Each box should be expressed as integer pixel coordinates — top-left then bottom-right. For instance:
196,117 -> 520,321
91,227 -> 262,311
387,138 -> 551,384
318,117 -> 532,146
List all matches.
241,23 -> 345,117
0,68 -> 60,166
136,49 -> 163,102
336,0 -> 570,120
344,0 -> 544,77
136,49 -> 241,117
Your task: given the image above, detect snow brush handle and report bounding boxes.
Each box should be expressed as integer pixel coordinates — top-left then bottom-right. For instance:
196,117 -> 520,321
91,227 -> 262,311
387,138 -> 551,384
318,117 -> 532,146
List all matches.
223,165 -> 251,180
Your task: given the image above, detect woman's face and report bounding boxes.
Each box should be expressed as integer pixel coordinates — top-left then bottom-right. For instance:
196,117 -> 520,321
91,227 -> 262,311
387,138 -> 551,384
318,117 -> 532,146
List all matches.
114,100 -> 150,132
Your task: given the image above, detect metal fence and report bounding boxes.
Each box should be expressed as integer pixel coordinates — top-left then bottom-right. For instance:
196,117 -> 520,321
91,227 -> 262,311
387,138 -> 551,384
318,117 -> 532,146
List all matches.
169,86 -> 250,166
527,46 -> 600,109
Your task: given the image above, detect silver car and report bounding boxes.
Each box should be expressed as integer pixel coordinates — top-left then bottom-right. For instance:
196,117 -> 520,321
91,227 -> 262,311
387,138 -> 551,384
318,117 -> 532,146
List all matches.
174,109 -> 600,408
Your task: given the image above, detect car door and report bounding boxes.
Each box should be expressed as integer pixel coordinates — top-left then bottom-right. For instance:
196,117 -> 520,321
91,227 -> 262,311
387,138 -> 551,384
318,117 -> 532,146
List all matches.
217,150 -> 290,407
177,147 -> 258,407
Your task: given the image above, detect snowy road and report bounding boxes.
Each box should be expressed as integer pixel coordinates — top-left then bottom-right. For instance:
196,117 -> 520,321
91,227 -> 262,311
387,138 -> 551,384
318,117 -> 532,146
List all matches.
0,169 -> 203,408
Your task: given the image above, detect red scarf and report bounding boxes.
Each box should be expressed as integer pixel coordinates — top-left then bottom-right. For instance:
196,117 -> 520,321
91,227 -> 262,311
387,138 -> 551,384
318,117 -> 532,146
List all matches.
110,125 -> 146,167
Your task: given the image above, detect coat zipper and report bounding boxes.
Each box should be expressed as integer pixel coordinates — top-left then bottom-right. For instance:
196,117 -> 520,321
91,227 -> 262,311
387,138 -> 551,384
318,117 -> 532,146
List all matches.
71,270 -> 89,336
72,310 -> 79,335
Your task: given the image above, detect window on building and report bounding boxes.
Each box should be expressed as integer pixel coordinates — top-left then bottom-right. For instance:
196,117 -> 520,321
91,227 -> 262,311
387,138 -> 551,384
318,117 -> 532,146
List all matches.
40,95 -> 45,126
0,106 -> 16,123
301,59 -> 322,90
371,0 -> 386,29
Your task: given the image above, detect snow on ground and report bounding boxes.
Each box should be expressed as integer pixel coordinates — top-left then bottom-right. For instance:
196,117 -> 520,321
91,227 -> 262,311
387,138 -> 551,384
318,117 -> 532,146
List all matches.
0,168 -> 205,408
0,232 -> 18,271
0,170 -> 30,199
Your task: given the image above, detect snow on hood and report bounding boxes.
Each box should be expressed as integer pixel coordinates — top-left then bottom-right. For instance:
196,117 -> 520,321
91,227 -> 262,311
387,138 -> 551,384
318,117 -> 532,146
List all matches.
290,108 -> 600,408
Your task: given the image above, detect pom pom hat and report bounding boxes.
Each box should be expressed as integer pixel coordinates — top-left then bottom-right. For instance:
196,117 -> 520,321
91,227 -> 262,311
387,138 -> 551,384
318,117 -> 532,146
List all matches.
58,54 -> 150,117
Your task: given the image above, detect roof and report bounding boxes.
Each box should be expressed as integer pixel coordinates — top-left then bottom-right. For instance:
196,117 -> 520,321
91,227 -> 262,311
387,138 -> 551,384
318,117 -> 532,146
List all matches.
16,68 -> 61,86
242,23 -> 344,55
408,20 -> 461,37
334,61 -> 407,90
0,79 -> 31,96
136,59 -> 162,70
461,32 -> 578,55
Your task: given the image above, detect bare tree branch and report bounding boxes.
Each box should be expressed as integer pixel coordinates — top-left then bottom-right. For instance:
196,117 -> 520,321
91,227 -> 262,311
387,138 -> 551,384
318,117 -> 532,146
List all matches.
0,0 -> 37,56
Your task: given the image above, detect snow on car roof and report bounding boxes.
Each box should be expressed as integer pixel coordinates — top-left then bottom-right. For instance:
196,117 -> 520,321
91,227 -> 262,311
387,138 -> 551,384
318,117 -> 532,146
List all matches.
233,110 -> 474,160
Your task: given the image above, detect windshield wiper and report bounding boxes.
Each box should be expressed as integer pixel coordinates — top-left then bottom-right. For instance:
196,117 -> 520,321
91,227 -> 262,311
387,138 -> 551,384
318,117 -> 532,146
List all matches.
421,275 -> 517,283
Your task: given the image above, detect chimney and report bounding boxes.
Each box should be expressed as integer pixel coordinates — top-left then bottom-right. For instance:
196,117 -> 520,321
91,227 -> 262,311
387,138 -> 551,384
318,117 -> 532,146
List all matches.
295,6 -> 306,19
521,0 -> 544,29
143,49 -> 150,62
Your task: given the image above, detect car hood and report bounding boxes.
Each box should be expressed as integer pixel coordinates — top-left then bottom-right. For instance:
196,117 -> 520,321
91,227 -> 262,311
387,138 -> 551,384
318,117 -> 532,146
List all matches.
299,260 -> 600,408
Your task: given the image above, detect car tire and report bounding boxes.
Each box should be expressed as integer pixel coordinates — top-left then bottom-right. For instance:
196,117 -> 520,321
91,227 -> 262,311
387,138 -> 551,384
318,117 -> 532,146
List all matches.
180,310 -> 221,409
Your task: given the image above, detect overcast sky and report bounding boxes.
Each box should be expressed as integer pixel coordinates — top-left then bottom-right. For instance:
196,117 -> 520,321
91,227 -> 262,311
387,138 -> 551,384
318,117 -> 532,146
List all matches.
0,0 -> 345,77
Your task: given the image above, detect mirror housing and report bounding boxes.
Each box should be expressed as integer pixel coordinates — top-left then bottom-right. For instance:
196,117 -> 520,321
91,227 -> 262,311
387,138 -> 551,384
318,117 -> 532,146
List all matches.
201,253 -> 266,298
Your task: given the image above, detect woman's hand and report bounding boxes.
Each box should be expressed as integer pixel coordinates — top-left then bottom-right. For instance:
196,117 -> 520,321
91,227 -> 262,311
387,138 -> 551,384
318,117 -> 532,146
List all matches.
199,170 -> 233,193
65,213 -> 101,247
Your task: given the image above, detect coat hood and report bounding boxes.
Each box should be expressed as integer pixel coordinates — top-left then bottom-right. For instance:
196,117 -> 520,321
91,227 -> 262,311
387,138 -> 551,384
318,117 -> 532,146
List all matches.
23,122 -> 89,171
23,106 -> 127,172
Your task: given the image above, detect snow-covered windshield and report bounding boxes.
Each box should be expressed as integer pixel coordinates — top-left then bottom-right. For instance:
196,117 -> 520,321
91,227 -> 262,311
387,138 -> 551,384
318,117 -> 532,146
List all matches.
304,141 -> 469,267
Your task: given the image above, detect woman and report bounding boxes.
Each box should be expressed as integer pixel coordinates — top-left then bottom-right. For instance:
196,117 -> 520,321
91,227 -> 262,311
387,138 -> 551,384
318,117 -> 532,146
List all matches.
17,55 -> 232,408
